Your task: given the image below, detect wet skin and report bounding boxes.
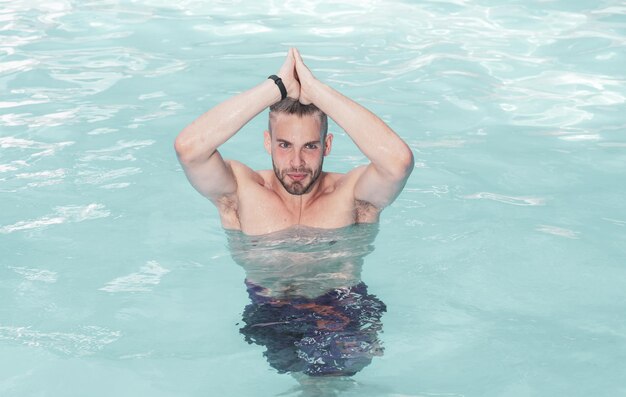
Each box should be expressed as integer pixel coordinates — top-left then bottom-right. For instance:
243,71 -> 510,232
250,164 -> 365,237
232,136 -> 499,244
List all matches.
264,112 -> 332,196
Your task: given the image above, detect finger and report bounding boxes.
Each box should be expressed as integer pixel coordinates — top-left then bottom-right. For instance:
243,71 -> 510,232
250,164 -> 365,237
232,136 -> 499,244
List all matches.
280,50 -> 294,74
293,48 -> 301,63
286,49 -> 293,66
294,51 -> 309,74
294,51 -> 305,69
293,48 -> 301,64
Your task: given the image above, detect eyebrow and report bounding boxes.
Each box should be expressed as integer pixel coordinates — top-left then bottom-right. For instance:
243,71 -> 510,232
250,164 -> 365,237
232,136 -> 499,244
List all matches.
276,139 -> 320,146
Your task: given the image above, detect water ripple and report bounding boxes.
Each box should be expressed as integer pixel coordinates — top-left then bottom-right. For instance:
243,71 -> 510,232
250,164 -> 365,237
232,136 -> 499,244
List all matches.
85,139 -> 155,153
0,203 -> 110,234
602,218 -> 626,227
75,167 -> 142,186
14,168 -> 66,187
0,59 -> 39,74
0,137 -> 74,151
0,325 -> 120,356
9,266 -> 58,283
0,99 -> 49,109
99,260 -> 170,293
463,192 -> 546,206
411,140 -> 466,148
535,225 -> 580,239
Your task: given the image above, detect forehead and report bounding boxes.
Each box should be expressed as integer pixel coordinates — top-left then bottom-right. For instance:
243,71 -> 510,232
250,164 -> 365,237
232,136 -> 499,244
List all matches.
270,113 -> 322,141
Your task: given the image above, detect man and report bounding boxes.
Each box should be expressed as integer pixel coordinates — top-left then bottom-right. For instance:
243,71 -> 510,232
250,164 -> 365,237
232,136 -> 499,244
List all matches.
175,48 -> 413,376
174,48 -> 413,236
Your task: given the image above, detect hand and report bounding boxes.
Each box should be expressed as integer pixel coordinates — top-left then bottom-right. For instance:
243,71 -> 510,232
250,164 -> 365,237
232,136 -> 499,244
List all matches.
293,48 -> 318,105
277,48 -> 300,100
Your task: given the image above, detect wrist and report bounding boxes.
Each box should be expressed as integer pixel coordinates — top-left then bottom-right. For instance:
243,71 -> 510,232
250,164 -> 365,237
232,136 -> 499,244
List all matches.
263,78 -> 283,104
303,78 -> 325,103
268,75 -> 287,101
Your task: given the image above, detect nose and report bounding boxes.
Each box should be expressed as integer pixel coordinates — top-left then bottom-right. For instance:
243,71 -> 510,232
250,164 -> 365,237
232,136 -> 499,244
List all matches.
290,150 -> 304,168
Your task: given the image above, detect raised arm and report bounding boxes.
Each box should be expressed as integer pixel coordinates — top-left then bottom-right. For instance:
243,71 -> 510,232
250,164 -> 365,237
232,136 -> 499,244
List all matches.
174,49 -> 300,201
293,49 -> 414,209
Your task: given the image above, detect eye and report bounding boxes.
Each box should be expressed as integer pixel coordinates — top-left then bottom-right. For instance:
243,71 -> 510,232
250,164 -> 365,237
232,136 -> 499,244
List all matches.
278,142 -> 290,148
305,143 -> 318,150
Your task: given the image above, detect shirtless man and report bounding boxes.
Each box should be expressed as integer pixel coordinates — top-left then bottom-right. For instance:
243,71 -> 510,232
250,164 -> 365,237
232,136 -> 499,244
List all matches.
175,48 -> 413,376
174,48 -> 413,235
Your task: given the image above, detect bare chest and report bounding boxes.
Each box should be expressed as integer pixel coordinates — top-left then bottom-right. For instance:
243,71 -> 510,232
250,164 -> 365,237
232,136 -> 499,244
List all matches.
236,190 -> 357,235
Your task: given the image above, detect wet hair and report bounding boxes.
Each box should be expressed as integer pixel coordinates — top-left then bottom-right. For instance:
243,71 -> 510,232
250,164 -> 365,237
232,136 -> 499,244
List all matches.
268,98 -> 328,138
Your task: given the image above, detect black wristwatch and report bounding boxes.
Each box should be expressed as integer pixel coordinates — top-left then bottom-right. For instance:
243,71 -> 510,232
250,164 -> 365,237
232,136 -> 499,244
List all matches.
268,75 -> 287,101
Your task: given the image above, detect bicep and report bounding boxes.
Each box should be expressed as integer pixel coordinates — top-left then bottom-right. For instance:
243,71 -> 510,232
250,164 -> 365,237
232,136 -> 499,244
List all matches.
178,150 -> 238,202
353,163 -> 411,209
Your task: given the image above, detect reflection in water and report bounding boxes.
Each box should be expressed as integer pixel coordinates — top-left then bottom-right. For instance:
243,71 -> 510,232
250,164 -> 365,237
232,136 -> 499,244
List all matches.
227,224 -> 386,377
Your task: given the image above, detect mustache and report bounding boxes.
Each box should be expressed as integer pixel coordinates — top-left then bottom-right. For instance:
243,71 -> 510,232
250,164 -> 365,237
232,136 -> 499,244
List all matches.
283,168 -> 311,174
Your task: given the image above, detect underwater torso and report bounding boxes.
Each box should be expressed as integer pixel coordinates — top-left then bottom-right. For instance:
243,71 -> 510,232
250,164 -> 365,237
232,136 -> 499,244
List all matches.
226,223 -> 378,299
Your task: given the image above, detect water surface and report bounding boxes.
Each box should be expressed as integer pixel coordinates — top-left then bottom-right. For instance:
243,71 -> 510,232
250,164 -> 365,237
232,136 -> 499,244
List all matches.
1,0 -> 626,396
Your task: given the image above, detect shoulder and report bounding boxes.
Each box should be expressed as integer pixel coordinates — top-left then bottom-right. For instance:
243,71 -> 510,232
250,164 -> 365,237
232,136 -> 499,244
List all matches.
226,159 -> 254,174
321,165 -> 377,194
332,165 -> 368,188
226,160 -> 266,186
325,166 -> 378,206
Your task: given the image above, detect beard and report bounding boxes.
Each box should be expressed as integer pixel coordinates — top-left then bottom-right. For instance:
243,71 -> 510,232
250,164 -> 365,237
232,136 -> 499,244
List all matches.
273,161 -> 323,195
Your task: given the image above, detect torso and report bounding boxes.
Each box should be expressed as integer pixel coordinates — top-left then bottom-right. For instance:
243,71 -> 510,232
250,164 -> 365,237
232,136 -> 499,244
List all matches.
226,223 -> 379,298
216,161 -> 379,236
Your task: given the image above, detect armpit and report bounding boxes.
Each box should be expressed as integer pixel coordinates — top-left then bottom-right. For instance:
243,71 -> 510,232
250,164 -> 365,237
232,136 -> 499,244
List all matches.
214,193 -> 241,229
216,193 -> 238,213
355,199 -> 380,223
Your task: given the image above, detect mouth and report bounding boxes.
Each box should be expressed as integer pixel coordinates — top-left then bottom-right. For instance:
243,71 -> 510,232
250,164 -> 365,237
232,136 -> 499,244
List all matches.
286,172 -> 308,182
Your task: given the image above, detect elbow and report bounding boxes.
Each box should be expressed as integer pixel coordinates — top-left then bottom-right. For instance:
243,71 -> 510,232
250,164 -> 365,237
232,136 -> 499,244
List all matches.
401,145 -> 415,174
174,129 -> 206,164
388,144 -> 414,180
174,132 -> 192,163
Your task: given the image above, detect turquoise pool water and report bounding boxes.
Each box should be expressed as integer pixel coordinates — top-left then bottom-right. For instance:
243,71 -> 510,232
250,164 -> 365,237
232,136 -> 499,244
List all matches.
2,0 -> 626,395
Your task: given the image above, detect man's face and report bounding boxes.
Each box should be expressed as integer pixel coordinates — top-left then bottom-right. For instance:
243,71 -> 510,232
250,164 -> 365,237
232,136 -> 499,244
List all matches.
264,113 -> 332,195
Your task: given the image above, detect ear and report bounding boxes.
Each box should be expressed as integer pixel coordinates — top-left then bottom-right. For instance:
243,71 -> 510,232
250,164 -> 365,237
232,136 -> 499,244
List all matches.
264,130 -> 272,155
323,133 -> 333,156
